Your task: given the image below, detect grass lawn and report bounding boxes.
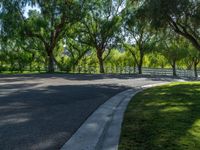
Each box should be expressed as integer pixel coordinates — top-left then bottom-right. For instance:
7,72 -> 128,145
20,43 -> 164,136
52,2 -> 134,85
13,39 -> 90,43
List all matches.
0,71 -> 46,74
119,82 -> 200,150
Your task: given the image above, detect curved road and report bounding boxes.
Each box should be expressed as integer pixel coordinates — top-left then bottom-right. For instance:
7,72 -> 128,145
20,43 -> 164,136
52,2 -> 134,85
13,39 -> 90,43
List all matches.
0,74 -> 178,150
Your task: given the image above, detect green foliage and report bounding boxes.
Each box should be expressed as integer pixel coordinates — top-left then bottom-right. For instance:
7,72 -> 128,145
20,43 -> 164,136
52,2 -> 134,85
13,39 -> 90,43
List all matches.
1,0 -> 86,72
161,38 -> 188,66
123,3 -> 158,73
77,0 -> 125,73
0,0 -> 199,74
135,0 -> 200,51
147,52 -> 168,68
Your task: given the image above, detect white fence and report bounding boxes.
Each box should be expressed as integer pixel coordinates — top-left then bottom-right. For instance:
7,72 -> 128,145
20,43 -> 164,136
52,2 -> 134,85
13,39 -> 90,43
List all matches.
70,66 -> 199,78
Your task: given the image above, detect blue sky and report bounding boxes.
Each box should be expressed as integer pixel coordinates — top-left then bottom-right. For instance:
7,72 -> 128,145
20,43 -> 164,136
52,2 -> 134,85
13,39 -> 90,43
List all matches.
24,5 -> 40,18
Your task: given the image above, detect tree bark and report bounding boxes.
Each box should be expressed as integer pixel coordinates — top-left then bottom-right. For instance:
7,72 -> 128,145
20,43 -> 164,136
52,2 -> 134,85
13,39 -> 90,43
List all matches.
172,60 -> 177,76
194,62 -> 198,78
97,49 -> 105,73
138,64 -> 142,74
0,62 -> 2,73
47,50 -> 54,73
138,51 -> 144,74
133,63 -> 136,73
169,19 -> 200,52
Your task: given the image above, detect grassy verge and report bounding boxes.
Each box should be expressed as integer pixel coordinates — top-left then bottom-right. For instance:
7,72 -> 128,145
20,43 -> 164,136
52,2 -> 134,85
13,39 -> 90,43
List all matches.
119,82 -> 200,150
0,71 -> 70,75
0,71 -> 46,74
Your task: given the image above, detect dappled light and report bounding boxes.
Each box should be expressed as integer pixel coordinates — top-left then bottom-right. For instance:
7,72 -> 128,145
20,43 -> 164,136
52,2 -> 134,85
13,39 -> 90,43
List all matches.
0,113 -> 31,126
160,106 -> 189,113
119,82 -> 200,150
30,132 -> 68,150
0,0 -> 199,149
0,0 -> 199,77
0,75 -> 134,150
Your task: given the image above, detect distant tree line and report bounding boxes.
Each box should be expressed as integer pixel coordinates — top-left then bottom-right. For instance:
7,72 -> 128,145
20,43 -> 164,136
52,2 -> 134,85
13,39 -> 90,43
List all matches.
0,0 -> 199,77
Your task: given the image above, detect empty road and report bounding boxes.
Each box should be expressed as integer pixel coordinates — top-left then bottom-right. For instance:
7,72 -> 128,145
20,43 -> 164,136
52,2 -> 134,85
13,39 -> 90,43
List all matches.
0,74 -> 179,150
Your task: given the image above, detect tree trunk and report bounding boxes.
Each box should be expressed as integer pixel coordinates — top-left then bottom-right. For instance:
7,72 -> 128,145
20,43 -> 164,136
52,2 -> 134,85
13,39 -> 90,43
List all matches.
194,63 -> 198,78
161,63 -> 164,69
138,52 -> 144,74
99,57 -> 104,73
38,65 -> 41,73
47,51 -> 54,73
138,64 -> 142,74
133,63 -> 136,73
0,61 -> 3,73
169,19 -> 200,52
172,60 -> 177,77
97,49 -> 105,73
30,63 -> 32,72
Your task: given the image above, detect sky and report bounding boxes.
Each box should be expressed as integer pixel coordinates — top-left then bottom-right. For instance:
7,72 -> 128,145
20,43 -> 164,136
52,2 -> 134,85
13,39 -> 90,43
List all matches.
24,5 -> 40,18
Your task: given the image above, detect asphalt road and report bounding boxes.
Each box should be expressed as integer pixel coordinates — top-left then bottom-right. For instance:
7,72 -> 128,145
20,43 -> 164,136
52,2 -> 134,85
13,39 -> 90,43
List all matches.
0,74 -> 179,150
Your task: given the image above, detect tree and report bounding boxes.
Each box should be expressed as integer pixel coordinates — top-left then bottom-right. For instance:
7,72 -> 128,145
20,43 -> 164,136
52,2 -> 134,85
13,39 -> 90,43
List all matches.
123,5 -> 157,74
105,49 -> 135,73
78,0 -> 124,73
0,46 -> 7,72
62,37 -> 90,72
137,0 -> 200,52
160,37 -> 188,76
147,52 -> 168,69
1,0 -> 86,72
187,45 -> 200,78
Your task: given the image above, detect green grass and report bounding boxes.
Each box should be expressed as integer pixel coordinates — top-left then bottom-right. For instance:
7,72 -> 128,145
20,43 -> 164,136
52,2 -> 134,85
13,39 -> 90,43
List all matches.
0,71 -> 46,74
0,71 -> 69,75
119,82 -> 200,150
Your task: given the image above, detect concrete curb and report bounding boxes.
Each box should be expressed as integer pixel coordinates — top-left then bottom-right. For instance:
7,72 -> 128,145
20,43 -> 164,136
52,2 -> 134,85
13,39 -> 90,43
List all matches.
98,82 -> 169,150
60,82 -> 169,150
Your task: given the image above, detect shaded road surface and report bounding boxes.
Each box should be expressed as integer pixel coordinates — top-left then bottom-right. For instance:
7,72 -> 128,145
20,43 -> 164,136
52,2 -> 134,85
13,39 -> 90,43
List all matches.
0,74 -> 179,150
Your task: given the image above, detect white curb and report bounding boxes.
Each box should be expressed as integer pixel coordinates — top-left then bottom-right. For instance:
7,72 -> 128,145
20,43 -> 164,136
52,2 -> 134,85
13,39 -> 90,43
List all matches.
60,82 -> 169,150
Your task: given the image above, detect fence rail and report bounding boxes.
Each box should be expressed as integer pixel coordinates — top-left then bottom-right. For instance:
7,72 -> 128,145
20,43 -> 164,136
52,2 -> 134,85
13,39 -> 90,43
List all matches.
67,66 -> 199,78
2,65 -> 199,78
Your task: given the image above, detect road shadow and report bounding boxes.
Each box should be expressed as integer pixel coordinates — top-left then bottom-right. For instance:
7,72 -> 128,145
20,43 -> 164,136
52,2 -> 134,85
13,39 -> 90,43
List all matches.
0,83 -> 130,150
0,73 -> 188,83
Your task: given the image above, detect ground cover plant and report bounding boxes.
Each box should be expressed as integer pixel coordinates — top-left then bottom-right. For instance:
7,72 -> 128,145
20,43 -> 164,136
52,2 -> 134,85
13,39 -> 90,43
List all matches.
119,82 -> 200,150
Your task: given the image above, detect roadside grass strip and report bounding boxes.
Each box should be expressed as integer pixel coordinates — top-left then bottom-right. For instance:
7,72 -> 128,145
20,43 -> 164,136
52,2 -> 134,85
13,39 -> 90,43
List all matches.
119,82 -> 200,150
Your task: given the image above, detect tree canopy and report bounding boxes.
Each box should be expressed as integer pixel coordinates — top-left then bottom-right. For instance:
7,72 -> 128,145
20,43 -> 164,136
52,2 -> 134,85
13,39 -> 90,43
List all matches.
135,0 -> 200,51
0,0 -> 199,77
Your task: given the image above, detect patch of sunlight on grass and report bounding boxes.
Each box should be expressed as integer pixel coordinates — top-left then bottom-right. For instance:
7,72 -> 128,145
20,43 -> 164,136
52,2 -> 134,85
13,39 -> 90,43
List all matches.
155,92 -> 167,95
188,119 -> 200,139
160,106 -> 189,113
146,102 -> 193,107
179,119 -> 200,149
145,102 -> 167,106
119,82 -> 200,150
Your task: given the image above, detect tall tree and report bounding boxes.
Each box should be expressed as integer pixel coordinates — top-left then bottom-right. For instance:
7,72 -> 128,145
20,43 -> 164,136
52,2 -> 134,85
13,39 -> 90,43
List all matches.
1,0 -> 85,72
187,44 -> 200,78
160,37 -> 188,76
124,5 -> 157,74
78,0 -> 124,73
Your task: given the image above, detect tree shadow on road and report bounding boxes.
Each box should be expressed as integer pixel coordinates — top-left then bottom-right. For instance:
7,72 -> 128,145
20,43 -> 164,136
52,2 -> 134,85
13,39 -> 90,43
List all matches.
0,73 -> 184,83
0,83 -> 129,150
